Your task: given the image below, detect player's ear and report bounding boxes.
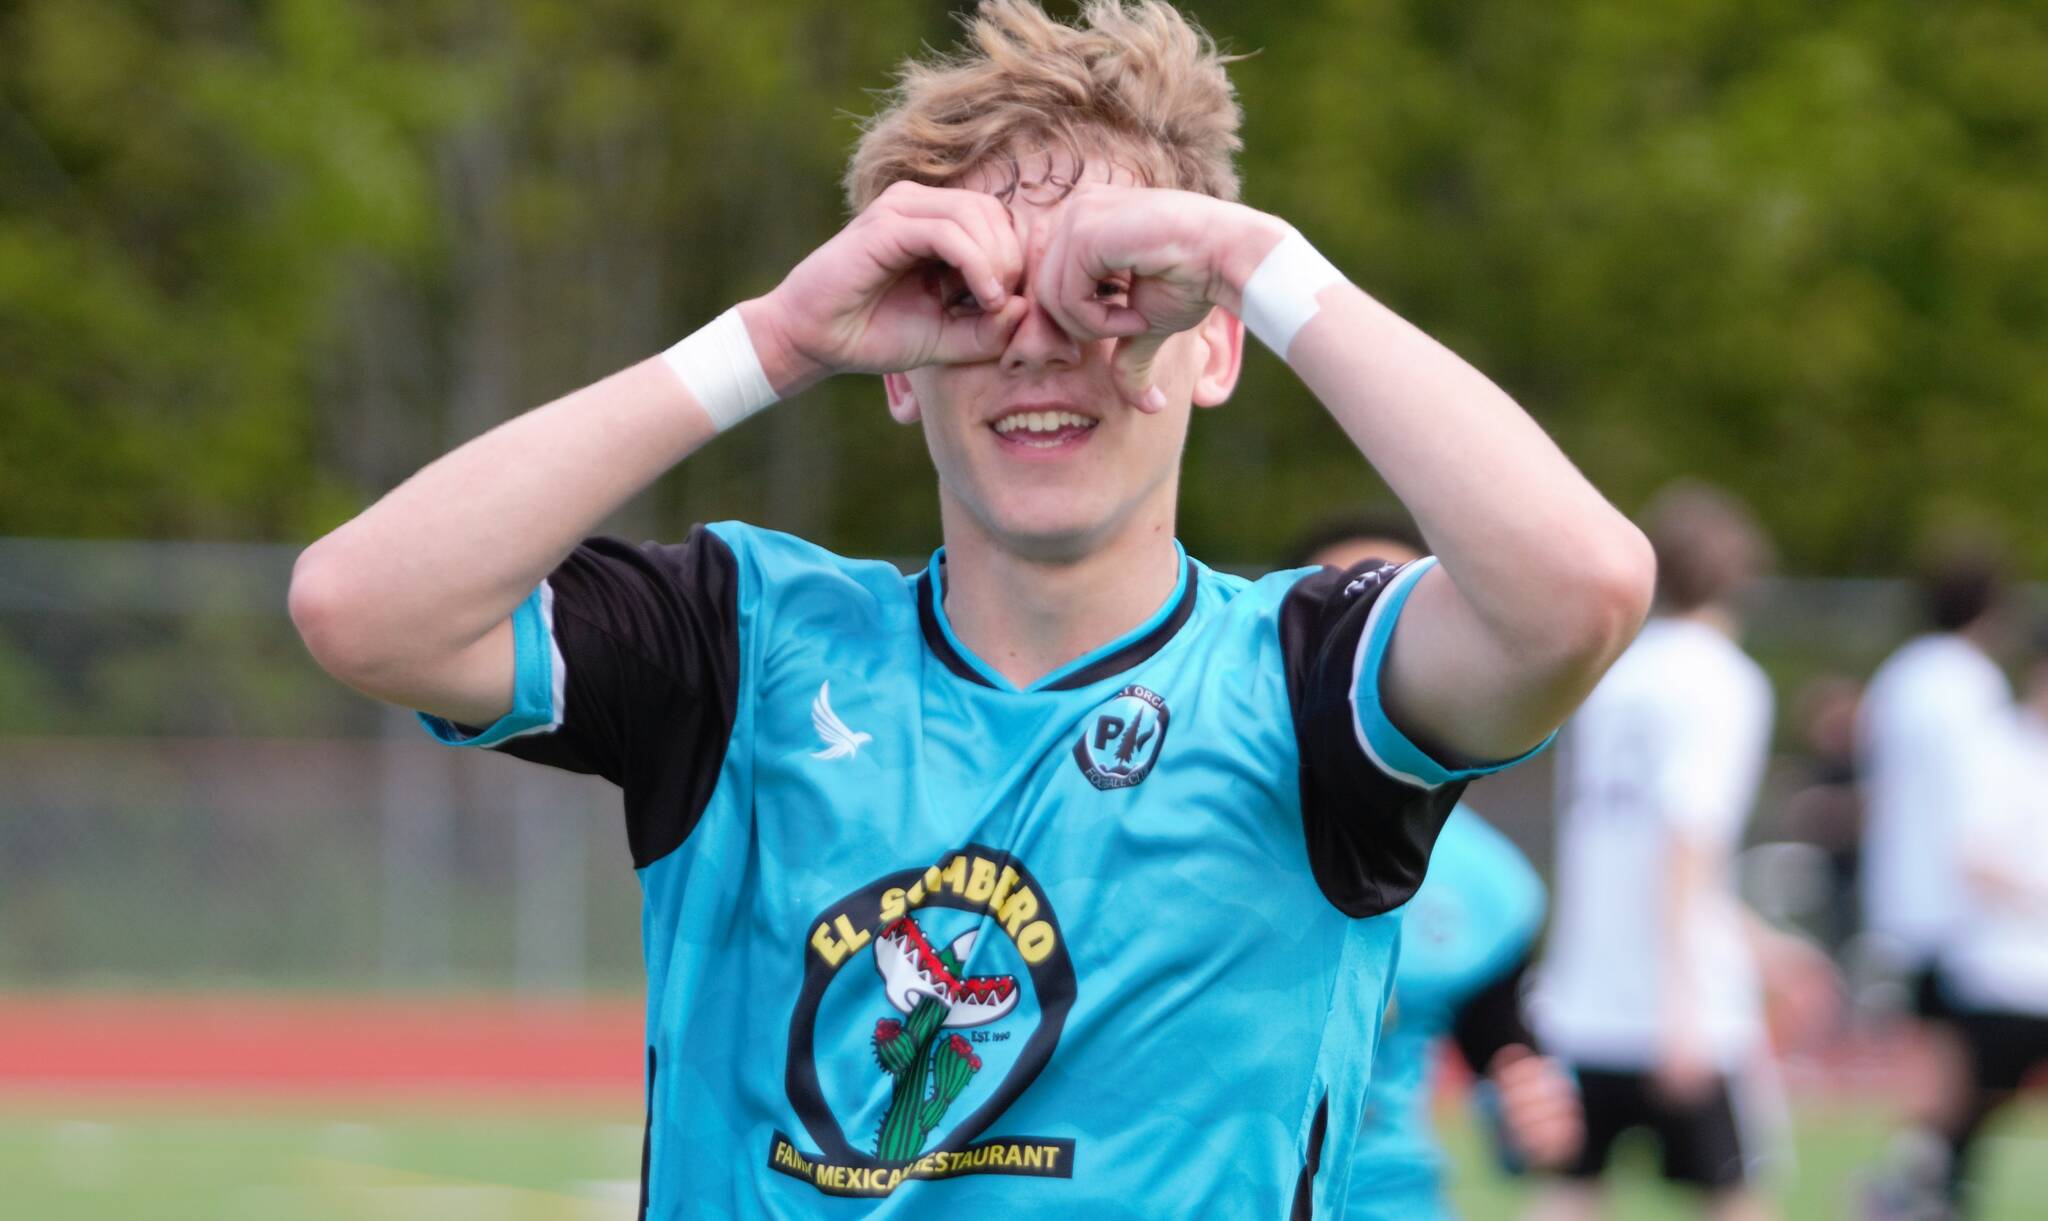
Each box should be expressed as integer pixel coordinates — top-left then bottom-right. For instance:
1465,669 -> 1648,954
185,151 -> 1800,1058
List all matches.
883,372 -> 921,424
1190,306 -> 1244,409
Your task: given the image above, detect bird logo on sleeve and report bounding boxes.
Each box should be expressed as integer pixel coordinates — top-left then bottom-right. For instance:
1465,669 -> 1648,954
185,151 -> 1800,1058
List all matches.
811,681 -> 873,761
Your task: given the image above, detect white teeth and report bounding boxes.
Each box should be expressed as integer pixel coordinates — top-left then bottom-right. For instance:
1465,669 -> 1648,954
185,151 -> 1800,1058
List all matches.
993,410 -> 1096,437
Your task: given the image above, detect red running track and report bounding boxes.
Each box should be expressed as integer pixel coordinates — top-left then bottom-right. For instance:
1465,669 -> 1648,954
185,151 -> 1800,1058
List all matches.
0,992 -> 1929,1104
0,993 -> 644,1102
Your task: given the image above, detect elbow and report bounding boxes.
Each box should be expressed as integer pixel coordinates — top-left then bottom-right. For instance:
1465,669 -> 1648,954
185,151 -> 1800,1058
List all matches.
1556,519 -> 1657,674
288,540 -> 385,687
1593,520 -> 1658,657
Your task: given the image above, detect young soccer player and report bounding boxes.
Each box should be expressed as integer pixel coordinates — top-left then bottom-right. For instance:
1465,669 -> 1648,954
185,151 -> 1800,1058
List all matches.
288,3 -> 1652,1214
1929,624 -> 2048,1216
1532,484 -> 1812,1221
1857,547 -> 2021,1218
1859,542 -> 2013,1014
1296,514 -> 1583,1220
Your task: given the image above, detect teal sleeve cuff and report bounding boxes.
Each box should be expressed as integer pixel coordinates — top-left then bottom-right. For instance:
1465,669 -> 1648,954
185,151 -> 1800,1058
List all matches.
1350,558 -> 1555,790
416,584 -> 563,748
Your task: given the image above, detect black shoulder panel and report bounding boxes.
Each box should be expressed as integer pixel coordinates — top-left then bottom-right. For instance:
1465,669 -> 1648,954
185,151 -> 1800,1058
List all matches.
1279,561 -> 1463,918
492,526 -> 741,869
615,526 -> 740,868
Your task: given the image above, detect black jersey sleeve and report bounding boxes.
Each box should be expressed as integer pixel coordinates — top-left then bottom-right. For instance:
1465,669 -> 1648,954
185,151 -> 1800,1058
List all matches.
1279,556 -> 1545,918
417,526 -> 741,867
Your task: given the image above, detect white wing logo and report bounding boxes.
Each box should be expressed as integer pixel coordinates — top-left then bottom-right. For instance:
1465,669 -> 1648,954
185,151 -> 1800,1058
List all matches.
809,681 -> 872,761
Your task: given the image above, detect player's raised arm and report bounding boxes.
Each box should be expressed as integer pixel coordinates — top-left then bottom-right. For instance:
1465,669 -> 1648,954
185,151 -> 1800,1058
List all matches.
288,184 -> 1025,726
1251,243 -> 1654,764
1033,185 -> 1652,765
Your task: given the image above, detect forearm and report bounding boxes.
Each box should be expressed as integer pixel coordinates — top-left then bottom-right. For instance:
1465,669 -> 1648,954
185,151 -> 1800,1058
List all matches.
1737,904 -> 1795,959
290,352 -> 720,694
1254,254 -> 1652,754
1661,838 -> 1709,1035
1291,288 -> 1644,627
288,176 -> 1047,717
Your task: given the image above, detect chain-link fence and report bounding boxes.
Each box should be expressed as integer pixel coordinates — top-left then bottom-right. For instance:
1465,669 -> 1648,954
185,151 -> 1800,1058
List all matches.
1,536 -> 2021,993
0,538 -> 637,993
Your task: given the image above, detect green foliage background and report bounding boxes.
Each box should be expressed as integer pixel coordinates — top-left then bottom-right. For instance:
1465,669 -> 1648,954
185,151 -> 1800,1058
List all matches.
4,0 -> 2045,572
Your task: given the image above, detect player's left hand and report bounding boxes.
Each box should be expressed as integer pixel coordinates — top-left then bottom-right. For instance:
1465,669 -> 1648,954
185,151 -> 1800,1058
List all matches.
1487,1044 -> 1583,1170
1034,184 -> 1284,412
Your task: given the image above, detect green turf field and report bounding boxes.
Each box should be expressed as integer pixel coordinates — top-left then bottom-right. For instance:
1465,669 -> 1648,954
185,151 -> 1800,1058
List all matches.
6,1101 -> 2048,1218
0,1107 -> 643,1221
1442,1100 -> 2048,1220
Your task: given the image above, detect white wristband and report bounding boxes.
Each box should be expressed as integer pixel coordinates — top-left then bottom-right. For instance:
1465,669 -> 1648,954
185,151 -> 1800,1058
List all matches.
660,307 -> 779,432
1239,226 -> 1347,360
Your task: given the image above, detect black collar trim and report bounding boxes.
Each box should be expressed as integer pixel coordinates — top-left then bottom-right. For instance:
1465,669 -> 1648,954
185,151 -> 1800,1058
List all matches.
916,559 -> 1201,692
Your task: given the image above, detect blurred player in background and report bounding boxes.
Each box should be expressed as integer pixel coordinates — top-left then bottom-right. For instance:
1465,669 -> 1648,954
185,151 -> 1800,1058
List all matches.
1533,483 -> 1835,1221
1875,622 -> 2048,1212
1926,623 -> 2048,1216
286,2 -> 1653,1214
1779,675 -> 1864,959
1856,540 -> 2015,1215
1295,511 -> 1583,1219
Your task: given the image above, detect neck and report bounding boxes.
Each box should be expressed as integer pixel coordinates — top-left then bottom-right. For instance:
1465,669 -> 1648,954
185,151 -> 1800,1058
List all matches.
1955,620 -> 1996,653
936,503 -> 1182,690
1672,603 -> 1740,639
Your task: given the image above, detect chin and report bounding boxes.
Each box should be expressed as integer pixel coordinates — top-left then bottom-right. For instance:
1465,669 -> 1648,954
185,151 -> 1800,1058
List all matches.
976,498 -> 1121,563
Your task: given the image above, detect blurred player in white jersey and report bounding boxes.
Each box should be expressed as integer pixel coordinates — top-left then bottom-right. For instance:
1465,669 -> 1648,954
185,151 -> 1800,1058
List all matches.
1867,614 -> 2039,1212
1855,541 -> 2015,1216
1533,484 -> 1833,1221
1859,542 -> 2012,1003
1930,625 -> 2048,1215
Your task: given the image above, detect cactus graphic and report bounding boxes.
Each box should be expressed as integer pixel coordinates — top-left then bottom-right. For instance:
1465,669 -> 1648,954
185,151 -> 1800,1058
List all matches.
868,916 -> 1016,1163
872,1003 -> 984,1161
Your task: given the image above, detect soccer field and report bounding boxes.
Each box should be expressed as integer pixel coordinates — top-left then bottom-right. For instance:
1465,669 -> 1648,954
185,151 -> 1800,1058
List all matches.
8,1101 -> 2048,1219
0,1104 -> 644,1221
1443,1101 -> 2048,1219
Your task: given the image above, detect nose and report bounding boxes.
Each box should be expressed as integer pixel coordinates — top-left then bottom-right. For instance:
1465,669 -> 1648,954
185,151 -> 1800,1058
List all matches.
1000,294 -> 1084,375
1000,215 -> 1083,374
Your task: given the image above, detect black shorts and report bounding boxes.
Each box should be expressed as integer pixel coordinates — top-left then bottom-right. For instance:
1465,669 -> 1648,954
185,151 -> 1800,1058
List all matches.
1561,1066 -> 1749,1190
1912,960 -> 1956,1021
1954,1008 -> 2048,1093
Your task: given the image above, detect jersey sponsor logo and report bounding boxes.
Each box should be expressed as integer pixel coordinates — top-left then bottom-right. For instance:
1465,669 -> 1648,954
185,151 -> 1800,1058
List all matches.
809,680 -> 873,761
776,845 -> 1077,1197
1072,684 -> 1170,790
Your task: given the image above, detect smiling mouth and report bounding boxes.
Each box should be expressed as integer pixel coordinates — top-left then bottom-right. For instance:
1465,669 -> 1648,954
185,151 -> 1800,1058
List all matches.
989,408 -> 1099,449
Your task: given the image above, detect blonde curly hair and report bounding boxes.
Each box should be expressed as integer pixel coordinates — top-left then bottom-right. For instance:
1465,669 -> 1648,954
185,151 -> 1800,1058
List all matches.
843,0 -> 1245,213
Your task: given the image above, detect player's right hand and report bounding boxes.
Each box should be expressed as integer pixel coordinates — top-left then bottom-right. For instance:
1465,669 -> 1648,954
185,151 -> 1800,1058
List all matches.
746,182 -> 1029,395
1487,1044 -> 1584,1170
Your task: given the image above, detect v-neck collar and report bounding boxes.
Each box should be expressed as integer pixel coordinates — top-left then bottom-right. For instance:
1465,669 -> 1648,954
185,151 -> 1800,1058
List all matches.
915,542 -> 1198,693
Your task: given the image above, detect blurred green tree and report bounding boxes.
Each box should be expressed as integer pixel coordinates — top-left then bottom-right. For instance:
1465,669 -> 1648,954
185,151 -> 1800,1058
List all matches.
1215,0 -> 2048,572
1,0 -> 2043,573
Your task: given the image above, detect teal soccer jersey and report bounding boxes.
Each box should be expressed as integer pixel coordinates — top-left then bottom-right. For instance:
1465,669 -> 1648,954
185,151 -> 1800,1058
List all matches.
1348,806 -> 1548,1220
420,523 -> 1539,1218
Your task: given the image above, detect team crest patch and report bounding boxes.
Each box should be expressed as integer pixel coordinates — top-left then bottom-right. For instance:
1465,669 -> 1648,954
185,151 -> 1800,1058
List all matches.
1072,684 -> 1170,790
775,845 -> 1077,1198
